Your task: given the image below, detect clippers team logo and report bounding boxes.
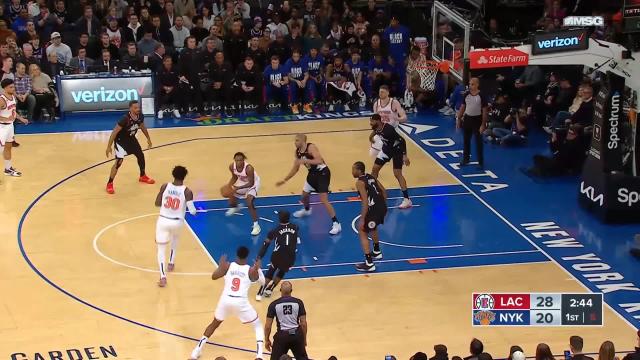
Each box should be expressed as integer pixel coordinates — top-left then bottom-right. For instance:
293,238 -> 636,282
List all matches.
475,294 -> 495,310
473,294 -> 496,325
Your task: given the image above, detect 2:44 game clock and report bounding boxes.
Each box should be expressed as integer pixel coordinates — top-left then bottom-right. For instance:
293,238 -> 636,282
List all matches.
561,294 -> 603,326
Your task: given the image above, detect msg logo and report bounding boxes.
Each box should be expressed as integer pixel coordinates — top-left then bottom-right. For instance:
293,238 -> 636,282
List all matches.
617,188 -> 640,207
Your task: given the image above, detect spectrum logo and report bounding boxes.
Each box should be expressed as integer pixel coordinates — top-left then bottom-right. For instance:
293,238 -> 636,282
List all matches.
532,30 -> 589,55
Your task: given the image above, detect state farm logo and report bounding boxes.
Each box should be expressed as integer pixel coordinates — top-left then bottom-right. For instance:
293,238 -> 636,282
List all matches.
470,48 -> 529,69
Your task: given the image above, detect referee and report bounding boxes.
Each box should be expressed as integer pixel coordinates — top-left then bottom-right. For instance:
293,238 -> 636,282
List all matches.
456,77 -> 488,167
264,281 -> 308,360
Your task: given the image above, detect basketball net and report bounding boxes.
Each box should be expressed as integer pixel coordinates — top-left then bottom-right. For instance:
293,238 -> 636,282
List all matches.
415,60 -> 442,92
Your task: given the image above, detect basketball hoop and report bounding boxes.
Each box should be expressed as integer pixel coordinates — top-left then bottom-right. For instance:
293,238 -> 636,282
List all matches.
415,60 -> 446,92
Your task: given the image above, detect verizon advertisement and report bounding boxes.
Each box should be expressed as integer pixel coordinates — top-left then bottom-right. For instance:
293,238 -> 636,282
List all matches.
531,29 -> 589,55
469,48 -> 529,69
58,74 -> 154,112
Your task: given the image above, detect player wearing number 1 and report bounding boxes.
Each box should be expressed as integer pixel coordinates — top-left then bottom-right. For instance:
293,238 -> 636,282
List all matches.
154,165 -> 196,287
189,246 -> 265,360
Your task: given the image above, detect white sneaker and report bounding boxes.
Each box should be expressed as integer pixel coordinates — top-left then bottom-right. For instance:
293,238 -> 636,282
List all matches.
225,206 -> 241,217
157,110 -> 164,119
329,222 -> 341,235
328,104 -> 335,111
293,208 -> 312,218
189,348 -> 201,360
398,198 -> 413,209
173,109 -> 181,118
251,223 -> 261,236
344,103 -> 351,111
439,105 -> 451,113
255,293 -> 262,301
264,289 -> 273,298
444,108 -> 455,116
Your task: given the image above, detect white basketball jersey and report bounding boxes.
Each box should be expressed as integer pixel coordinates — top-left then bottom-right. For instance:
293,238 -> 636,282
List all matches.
0,94 -> 16,123
159,183 -> 187,220
222,262 -> 252,298
233,162 -> 260,187
376,98 -> 399,128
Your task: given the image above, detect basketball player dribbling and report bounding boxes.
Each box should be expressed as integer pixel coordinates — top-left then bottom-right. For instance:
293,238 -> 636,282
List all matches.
189,246 -> 265,360
225,152 -> 261,236
276,134 -> 341,235
352,161 -> 387,272
0,79 -> 29,178
104,100 -> 155,194
154,165 -> 196,287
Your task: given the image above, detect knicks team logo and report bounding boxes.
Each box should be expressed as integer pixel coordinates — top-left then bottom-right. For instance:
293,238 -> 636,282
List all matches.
474,310 -> 496,325
474,294 -> 495,310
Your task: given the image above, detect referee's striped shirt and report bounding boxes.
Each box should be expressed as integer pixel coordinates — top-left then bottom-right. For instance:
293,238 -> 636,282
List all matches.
267,296 -> 306,331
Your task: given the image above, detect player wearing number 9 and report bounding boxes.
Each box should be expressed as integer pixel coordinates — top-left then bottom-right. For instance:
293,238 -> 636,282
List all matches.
154,165 -> 197,288
255,210 -> 300,302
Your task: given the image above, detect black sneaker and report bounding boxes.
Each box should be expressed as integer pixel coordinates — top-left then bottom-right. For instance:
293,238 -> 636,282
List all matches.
371,250 -> 383,260
12,141 -> 20,147
355,262 -> 376,272
4,167 -> 22,177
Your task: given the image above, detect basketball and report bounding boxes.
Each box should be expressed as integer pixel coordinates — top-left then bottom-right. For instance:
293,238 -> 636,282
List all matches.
439,60 -> 451,74
220,184 -> 234,198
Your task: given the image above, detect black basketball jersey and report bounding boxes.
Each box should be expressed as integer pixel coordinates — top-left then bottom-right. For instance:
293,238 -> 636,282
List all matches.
296,143 -> 326,172
116,112 -> 143,143
377,123 -> 406,155
267,223 -> 299,262
359,174 -> 386,213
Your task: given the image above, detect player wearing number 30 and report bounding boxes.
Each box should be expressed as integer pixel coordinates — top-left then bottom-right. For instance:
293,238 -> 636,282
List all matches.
154,166 -> 196,287
189,246 -> 265,360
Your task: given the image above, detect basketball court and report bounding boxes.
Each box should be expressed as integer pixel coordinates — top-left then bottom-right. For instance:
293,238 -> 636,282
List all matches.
1,111 -> 638,360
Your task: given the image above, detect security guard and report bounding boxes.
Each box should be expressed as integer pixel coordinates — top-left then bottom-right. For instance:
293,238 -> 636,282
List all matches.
264,281 -> 308,360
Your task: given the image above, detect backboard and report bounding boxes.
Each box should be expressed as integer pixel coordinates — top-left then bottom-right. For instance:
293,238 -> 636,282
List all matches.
432,1 -> 472,82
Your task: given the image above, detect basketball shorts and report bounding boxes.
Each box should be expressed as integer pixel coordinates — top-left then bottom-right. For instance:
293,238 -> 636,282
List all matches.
266,258 -> 293,279
114,139 -> 143,159
0,123 -> 15,146
375,148 -> 404,170
155,216 -> 183,245
303,167 -> 331,193
364,207 -> 387,231
214,296 -> 259,323
234,176 -> 261,199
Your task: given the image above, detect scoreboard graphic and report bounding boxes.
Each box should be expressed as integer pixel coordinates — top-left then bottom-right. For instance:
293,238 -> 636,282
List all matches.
472,293 -> 603,326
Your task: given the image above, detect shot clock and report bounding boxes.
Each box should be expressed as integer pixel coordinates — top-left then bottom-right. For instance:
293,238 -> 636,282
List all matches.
472,293 -> 603,326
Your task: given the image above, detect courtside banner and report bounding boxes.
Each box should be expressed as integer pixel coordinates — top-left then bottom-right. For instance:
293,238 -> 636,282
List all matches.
469,48 -> 529,69
531,29 -> 589,55
58,73 -> 154,112
592,72 -> 626,173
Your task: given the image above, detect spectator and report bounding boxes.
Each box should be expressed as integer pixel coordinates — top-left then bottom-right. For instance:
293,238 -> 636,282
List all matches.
508,347 -> 525,360
325,54 -> 357,111
368,52 -> 393,96
106,16 -> 124,49
46,32 -> 72,66
170,16 -> 190,52
201,6 -> 214,30
326,21 -> 343,49
279,0 -> 293,23
221,1 -> 239,34
138,27 -> 159,56
285,48 -> 311,114
190,16 -> 208,44
235,0 -> 251,21
268,31 -> 291,64
431,345 -> 449,360
554,77 -> 577,117
345,49 -> 367,101
531,125 -> 586,176
200,24 -> 223,50
147,42 -> 165,72
486,107 -> 528,147
213,15 -> 225,37
156,56 -> 182,119
570,336 -> 595,360
71,33 -> 91,56
301,0 -> 316,28
93,32 -> 120,61
206,51 -> 233,115
267,13 -> 289,40
8,0 -> 25,23
174,0 -> 196,18
622,330 -> 640,360
514,65 -> 545,107
18,21 -> 37,46
123,13 -> 144,44
93,48 -> 119,72
465,338 -> 485,360
225,20 -> 247,69
534,72 -> 560,126
14,62 -> 35,120
249,16 -> 263,38
51,0 -> 69,33
340,23 -> 357,50
412,353 -> 429,360
11,8 -> 30,36
43,51 -> 63,76
263,55 -> 288,111
547,0 -> 567,20
6,36 -> 21,59
177,36 -> 203,114
567,85 -> 594,129
199,37 -> 219,71
0,20 -> 16,45
74,5 -> 101,38
235,56 -> 263,113
303,23 -> 323,54
305,47 -> 324,107
17,43 -> 38,69
29,35 -> 44,64
258,27 -> 272,52
286,23 -> 304,52
161,1 -> 178,30
244,37 -> 264,70
536,345 -> 556,360
598,341 -> 617,360
121,42 -> 142,70
34,6 -> 56,41
69,47 -> 94,73
383,15 -> 410,90
287,7 -> 304,32
29,63 -> 56,120
151,15 -> 174,49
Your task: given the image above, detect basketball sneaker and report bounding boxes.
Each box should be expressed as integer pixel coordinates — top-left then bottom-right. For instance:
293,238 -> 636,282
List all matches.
303,103 -> 313,113
255,293 -> 262,301
106,182 -> 115,194
329,222 -> 341,235
251,223 -> 261,236
344,103 -> 351,111
263,289 -> 273,298
439,105 -> 452,113
293,208 -> 312,218
189,347 -> 202,360
372,250 -> 383,260
226,205 -> 241,216
167,263 -> 175,272
157,110 -> 164,119
328,104 -> 335,112
398,198 -> 413,209
4,167 -> 22,177
291,104 -> 300,115
139,175 -> 155,184
158,277 -> 167,287
355,261 -> 376,272
173,109 -> 181,118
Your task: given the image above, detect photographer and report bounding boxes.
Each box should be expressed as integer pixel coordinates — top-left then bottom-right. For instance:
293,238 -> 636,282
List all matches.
529,125 -> 587,176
